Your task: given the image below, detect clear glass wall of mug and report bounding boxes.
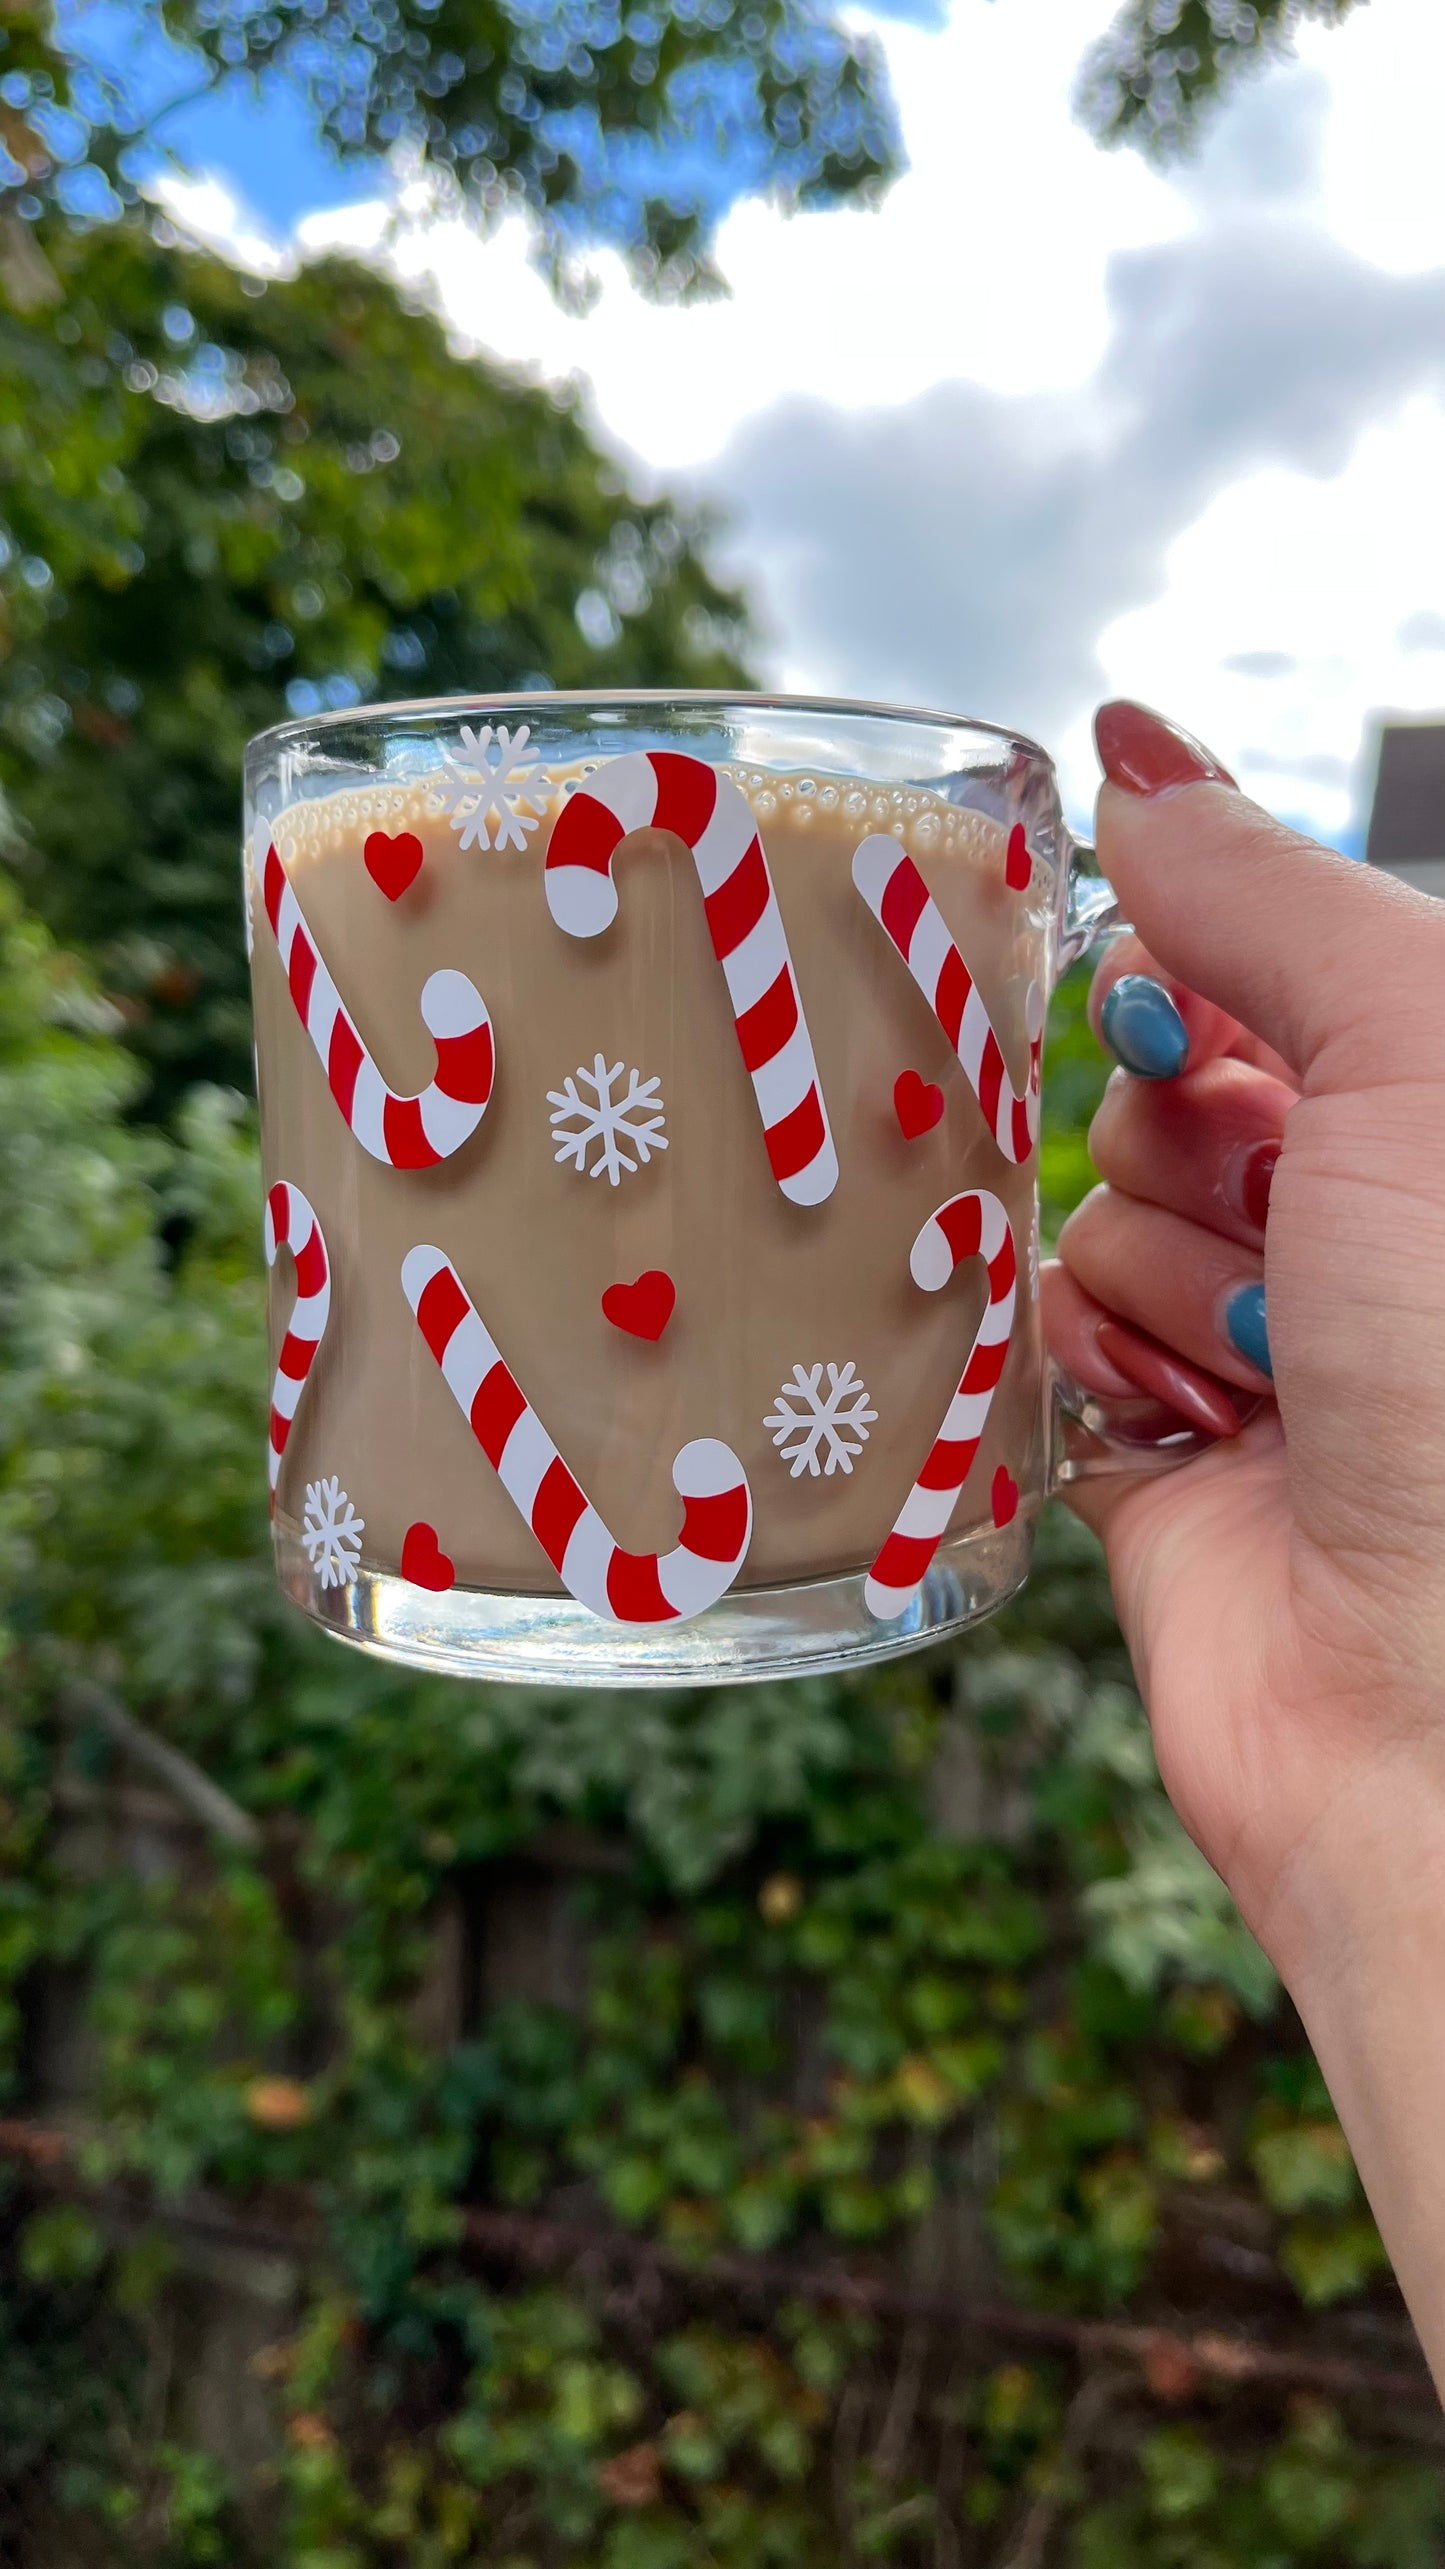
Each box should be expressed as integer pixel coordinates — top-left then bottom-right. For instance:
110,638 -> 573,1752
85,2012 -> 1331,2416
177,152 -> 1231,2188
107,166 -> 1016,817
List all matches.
245,692 -> 1199,1686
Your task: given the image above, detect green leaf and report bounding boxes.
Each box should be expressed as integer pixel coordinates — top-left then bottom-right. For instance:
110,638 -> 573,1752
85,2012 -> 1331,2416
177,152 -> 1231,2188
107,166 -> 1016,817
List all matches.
1251,2117 -> 1357,2216
18,2204 -> 106,2284
1279,2214 -> 1390,2308
1141,2425 -> 1220,2521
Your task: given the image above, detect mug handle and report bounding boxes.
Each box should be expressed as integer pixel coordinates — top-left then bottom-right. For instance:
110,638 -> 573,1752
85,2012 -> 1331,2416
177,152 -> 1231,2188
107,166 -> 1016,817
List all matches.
1047,835 -> 1224,1488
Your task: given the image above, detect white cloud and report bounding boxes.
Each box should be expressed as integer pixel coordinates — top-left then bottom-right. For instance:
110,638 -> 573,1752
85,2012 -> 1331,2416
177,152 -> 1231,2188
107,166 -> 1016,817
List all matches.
1304,0 -> 1445,275
288,0 -> 1445,842
709,216 -> 1445,826
302,0 -> 1183,462
154,170 -> 292,276
1099,400 -> 1445,839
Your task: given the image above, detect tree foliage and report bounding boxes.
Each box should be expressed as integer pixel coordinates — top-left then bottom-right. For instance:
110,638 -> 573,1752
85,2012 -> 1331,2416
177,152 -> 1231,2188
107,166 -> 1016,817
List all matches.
1077,0 -> 1362,156
168,0 -> 899,289
0,206 -> 752,1107
3,0 -> 899,295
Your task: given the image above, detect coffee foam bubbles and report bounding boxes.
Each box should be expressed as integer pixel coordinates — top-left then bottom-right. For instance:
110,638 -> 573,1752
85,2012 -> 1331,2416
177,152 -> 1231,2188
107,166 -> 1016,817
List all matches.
268,760 -> 1010,877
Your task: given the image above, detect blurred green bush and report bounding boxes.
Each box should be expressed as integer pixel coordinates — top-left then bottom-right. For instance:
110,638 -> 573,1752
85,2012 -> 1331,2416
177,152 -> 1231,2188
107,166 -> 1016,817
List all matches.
0,220 -> 751,1109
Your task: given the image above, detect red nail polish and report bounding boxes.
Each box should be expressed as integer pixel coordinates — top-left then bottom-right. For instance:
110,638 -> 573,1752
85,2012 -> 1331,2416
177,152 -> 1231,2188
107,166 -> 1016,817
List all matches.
1095,1317 -> 1242,1440
1236,1139 -> 1281,1234
1095,701 -> 1237,798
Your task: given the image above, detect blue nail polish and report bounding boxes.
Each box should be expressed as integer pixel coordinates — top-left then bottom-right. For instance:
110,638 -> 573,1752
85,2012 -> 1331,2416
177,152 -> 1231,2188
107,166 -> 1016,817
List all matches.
1099,975 -> 1190,1079
1224,1282 -> 1272,1378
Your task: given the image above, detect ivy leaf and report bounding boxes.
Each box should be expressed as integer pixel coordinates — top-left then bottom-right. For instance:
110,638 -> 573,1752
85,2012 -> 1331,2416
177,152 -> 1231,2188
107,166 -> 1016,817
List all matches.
1141,2425 -> 1220,2522
18,2204 -> 106,2285
1250,2115 -> 1357,2216
1279,2215 -> 1390,2309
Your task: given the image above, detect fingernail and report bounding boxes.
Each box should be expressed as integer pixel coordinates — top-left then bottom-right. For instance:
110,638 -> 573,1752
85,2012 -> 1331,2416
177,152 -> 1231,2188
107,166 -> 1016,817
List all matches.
1099,974 -> 1190,1079
1095,1317 -> 1242,1439
1223,1281 -> 1272,1378
1233,1139 -> 1281,1234
1095,700 -> 1237,798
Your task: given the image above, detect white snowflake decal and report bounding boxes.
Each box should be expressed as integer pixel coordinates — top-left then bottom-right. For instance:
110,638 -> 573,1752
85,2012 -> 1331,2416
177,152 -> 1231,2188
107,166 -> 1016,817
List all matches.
301,1475 -> 365,1589
436,722 -> 543,852
765,1363 -> 878,1479
548,1054 -> 668,1186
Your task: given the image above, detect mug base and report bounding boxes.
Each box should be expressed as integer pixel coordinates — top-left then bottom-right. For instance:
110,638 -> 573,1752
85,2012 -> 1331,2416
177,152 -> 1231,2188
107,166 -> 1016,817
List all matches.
273,1512 -> 1036,1688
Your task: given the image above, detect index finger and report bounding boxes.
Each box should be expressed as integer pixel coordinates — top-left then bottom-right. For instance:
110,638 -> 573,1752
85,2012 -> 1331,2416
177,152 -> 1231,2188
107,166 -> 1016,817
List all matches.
1093,704 -> 1445,1092
1090,937 -> 1299,1089
1090,934 -> 1247,1080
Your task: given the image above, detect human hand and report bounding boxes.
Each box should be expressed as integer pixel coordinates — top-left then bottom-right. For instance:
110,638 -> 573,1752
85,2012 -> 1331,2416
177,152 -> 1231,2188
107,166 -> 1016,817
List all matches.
1042,700 -> 1445,2384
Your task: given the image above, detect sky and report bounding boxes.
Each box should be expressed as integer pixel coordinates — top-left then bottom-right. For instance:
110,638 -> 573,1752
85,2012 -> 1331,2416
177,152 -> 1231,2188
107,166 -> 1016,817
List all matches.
155,0 -> 1445,846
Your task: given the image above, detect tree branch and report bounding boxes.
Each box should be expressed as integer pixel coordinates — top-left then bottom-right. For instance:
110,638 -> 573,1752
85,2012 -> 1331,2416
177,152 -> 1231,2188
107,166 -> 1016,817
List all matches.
454,2202 -> 1436,2407
55,1682 -> 261,1850
993,2369 -> 1119,2569
0,2115 -> 1432,2413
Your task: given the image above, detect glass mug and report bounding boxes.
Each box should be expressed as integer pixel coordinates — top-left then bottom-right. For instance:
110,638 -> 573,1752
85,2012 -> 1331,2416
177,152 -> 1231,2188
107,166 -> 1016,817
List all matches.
244,693 -> 1202,1687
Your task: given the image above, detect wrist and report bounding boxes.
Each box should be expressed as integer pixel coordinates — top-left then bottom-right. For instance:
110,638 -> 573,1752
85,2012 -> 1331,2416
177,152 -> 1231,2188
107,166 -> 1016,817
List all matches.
1253,1756 -> 1445,2392
1253,1743 -> 1445,2012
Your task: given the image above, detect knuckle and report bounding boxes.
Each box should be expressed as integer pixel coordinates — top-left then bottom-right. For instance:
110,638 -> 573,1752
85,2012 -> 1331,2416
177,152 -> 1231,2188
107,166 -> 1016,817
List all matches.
1057,1181 -> 1114,1254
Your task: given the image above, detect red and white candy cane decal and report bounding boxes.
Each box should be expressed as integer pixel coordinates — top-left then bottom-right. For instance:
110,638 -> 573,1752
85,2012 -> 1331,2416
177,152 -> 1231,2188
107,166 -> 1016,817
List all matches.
864,1190 -> 1017,1621
851,835 -> 1042,1164
263,1182 -> 330,1513
545,753 -> 838,1207
260,845 -> 495,1169
401,1245 -> 753,1622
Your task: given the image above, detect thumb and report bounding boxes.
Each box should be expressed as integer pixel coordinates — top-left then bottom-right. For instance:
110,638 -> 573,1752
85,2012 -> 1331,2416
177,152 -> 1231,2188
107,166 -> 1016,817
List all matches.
1092,703 -> 1445,1092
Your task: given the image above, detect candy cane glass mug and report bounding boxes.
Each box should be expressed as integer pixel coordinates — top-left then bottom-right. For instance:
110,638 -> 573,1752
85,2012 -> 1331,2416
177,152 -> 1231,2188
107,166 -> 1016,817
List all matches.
245,693 -> 1203,1687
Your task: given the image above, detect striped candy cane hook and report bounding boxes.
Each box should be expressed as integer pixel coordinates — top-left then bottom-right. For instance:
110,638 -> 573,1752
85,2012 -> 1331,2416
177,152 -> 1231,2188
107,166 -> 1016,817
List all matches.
544,752 -> 838,1207
851,835 -> 1042,1165
261,844 -> 495,1169
401,1245 -> 754,1623
864,1190 -> 1017,1621
264,1182 -> 330,1514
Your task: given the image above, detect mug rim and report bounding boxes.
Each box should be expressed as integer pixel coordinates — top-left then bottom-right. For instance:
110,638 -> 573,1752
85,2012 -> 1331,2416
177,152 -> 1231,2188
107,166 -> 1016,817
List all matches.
245,687 -> 1054,769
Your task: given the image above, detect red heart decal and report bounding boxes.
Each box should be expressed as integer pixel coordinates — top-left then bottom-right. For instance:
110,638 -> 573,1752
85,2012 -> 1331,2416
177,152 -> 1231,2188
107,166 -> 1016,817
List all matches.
990,1464 -> 1020,1528
601,1270 -> 676,1341
364,829 -> 424,901
1005,825 -> 1032,892
893,1070 -> 944,1139
401,1521 -> 455,1590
